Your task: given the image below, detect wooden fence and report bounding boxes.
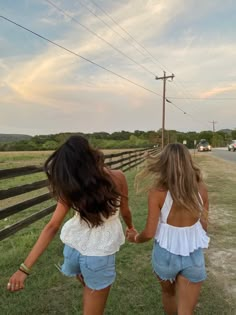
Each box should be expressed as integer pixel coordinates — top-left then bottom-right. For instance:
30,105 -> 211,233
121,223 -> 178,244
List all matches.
0,147 -> 159,241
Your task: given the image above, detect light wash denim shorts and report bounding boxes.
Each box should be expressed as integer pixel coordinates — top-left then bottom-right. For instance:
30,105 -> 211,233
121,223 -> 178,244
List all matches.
60,245 -> 116,290
152,242 -> 207,283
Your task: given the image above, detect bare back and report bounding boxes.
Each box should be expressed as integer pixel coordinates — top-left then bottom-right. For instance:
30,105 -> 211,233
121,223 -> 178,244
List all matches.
158,182 -> 208,228
105,168 -> 133,229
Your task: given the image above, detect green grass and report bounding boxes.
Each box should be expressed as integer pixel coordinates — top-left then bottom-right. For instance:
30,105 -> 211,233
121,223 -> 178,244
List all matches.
195,153 -> 236,311
0,170 -> 50,230
0,149 -> 137,170
0,151 -> 52,169
0,156 -> 236,314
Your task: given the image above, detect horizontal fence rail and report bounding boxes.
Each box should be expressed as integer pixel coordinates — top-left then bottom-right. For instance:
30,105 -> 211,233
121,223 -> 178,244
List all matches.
0,206 -> 56,240
0,166 -> 43,180
0,147 -> 160,241
0,193 -> 51,220
0,180 -> 48,200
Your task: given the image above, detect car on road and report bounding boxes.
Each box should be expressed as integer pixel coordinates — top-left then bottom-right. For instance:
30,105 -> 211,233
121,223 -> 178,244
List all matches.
228,140 -> 236,152
197,141 -> 212,152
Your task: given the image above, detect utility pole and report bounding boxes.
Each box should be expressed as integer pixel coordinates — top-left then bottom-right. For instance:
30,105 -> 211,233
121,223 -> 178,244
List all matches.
209,120 -> 217,132
156,71 -> 174,149
209,120 -> 217,147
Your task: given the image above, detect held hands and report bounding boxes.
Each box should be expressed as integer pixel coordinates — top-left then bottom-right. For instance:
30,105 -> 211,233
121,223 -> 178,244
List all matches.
7,269 -> 27,292
126,226 -> 139,243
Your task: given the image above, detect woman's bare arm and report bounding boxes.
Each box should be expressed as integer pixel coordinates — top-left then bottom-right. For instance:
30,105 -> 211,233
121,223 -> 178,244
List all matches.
23,202 -> 70,268
111,170 -> 133,229
7,201 -> 70,292
199,182 -> 209,231
128,189 -> 162,243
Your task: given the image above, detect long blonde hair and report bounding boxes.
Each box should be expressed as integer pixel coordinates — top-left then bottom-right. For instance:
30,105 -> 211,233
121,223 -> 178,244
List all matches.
136,143 -> 204,217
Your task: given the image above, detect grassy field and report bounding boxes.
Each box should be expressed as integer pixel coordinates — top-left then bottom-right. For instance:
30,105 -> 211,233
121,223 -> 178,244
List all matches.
0,149 -> 136,170
196,153 -> 236,309
0,152 -> 235,314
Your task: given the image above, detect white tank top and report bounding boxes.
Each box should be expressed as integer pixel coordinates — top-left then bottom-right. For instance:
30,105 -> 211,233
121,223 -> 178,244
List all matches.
155,191 -> 210,256
60,210 -> 125,256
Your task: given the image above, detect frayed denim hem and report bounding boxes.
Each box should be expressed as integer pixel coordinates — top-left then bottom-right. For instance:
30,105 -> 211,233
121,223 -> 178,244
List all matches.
153,270 -> 176,283
54,263 -> 78,277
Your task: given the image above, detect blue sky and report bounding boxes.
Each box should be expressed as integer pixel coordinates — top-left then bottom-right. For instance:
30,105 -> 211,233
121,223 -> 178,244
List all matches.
0,0 -> 236,135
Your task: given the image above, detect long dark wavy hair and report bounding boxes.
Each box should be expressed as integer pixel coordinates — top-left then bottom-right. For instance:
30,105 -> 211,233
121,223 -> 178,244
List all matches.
44,135 -> 120,227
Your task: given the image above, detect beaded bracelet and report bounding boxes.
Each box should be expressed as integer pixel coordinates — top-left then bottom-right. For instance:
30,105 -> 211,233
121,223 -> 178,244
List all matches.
20,263 -> 31,274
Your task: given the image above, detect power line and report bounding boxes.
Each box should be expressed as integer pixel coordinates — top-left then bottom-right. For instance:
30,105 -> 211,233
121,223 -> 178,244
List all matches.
0,15 -> 215,127
167,96 -> 236,101
81,0 -> 197,108
73,2 -> 234,129
155,73 -> 212,144
176,79 -> 236,83
89,0 -> 171,73
85,0 -> 195,102
79,0 -> 192,106
44,0 -> 157,78
168,81 -> 196,111
166,98 -> 186,114
77,0 -> 149,61
166,99 -> 212,129
0,15 -> 221,130
87,0 -> 223,109
0,15 -> 162,98
89,1 -> 236,106
171,80 -> 196,100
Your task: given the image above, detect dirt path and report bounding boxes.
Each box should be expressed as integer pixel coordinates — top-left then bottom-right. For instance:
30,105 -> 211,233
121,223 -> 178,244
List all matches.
195,154 -> 236,305
208,204 -> 236,302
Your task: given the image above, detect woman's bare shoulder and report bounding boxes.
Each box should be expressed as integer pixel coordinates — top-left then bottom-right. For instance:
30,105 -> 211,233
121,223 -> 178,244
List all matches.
149,187 -> 167,199
110,168 -> 124,176
198,181 -> 208,201
105,168 -> 126,188
107,168 -> 125,180
148,188 -> 167,209
198,181 -> 208,194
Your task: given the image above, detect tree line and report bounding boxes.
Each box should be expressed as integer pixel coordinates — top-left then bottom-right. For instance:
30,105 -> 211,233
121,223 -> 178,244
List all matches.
0,129 -> 235,151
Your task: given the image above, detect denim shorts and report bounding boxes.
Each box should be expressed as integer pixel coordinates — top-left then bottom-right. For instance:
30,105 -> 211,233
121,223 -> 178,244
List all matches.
152,242 -> 206,283
60,245 -> 116,290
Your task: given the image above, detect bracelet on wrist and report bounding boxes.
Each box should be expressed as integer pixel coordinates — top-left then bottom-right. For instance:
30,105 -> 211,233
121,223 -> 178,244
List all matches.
19,268 -> 30,276
20,263 -> 31,274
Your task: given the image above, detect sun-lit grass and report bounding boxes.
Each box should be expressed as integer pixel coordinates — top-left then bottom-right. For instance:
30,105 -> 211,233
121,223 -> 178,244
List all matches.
194,153 -> 236,309
0,149 -> 138,169
0,154 -> 235,314
0,151 -> 53,169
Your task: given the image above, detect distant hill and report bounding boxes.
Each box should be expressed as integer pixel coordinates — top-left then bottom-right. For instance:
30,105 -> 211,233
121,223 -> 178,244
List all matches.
0,134 -> 32,143
218,129 -> 232,134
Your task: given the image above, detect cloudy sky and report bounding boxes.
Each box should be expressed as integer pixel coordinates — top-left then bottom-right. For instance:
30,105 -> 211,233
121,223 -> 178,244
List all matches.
0,0 -> 235,135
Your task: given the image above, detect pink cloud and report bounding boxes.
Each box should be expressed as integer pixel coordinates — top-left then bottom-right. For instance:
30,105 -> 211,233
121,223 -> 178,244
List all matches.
200,84 -> 236,98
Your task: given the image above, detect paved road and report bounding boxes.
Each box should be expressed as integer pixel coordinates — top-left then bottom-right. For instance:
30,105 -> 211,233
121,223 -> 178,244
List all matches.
210,147 -> 236,163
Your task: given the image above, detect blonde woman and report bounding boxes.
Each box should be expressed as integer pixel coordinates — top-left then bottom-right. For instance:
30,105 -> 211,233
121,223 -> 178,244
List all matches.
127,143 -> 209,315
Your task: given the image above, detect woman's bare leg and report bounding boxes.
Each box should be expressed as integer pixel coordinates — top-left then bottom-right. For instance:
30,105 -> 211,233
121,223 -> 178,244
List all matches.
157,276 -> 177,315
176,274 -> 202,315
83,285 -> 111,315
76,274 -> 85,286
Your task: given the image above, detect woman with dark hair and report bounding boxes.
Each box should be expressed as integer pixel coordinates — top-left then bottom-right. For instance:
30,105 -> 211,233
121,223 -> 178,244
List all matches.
127,143 -> 210,315
7,135 -> 134,315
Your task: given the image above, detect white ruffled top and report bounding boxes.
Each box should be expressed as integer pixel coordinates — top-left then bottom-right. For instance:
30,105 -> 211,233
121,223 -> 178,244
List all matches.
155,191 -> 210,256
60,210 -> 125,256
